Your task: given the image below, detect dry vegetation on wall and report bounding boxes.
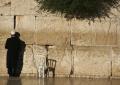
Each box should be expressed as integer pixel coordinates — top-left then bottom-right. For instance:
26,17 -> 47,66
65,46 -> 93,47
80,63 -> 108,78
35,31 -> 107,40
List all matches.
36,0 -> 120,21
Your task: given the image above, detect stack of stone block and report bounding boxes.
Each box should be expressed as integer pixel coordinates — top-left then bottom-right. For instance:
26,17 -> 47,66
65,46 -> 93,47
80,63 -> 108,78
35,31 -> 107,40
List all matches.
0,0 -> 120,78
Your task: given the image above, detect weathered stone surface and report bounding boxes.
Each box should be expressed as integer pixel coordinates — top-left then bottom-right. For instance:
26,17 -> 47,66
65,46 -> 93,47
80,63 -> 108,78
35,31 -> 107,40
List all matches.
92,19 -> 118,46
22,45 -> 37,74
0,45 -> 7,75
11,0 -> 37,15
0,0 -> 120,77
48,46 -> 72,76
35,17 -> 70,46
116,17 -> 120,46
71,19 -> 118,46
0,0 -> 11,15
110,7 -> 120,18
0,16 -> 14,44
71,20 -> 93,46
73,46 -> 111,77
16,16 -> 35,44
0,79 -> 7,85
33,45 -> 47,71
112,47 -> 120,77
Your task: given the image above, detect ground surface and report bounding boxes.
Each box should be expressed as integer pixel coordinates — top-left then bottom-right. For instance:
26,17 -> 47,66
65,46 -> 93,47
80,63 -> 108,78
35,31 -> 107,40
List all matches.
0,77 -> 120,85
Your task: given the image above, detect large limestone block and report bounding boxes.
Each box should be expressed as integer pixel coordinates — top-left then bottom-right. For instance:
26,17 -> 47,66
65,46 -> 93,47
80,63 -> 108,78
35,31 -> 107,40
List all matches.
0,45 -> 7,75
0,0 -> 11,15
71,20 -> 93,46
0,80 -> 7,85
48,46 -> 72,76
112,47 -> 120,77
73,46 -> 111,77
110,7 -> 120,18
116,17 -> 120,46
0,16 -> 14,44
11,0 -> 37,15
0,79 -> 7,85
92,19 -> 118,46
71,18 -> 118,46
16,16 -> 35,44
35,17 -> 70,46
33,45 -> 47,70
22,45 -> 37,74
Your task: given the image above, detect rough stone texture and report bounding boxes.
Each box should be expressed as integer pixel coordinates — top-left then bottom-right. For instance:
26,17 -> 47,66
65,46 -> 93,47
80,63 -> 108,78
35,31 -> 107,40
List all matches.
33,45 -> 47,71
11,0 -> 37,15
71,19 -> 118,46
35,17 -> 70,46
22,45 -> 37,74
116,17 -> 120,46
0,0 -> 11,15
71,20 -> 93,46
0,0 -> 120,78
112,47 -> 120,77
110,7 -> 120,18
48,46 -> 72,76
0,45 -> 7,75
0,16 -> 14,44
16,15 -> 35,44
92,19 -> 118,46
73,46 -> 111,77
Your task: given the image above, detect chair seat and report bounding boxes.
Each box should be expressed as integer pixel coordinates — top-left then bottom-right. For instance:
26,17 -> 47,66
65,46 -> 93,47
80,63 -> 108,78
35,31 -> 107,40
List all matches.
47,67 -> 55,70
45,59 -> 56,77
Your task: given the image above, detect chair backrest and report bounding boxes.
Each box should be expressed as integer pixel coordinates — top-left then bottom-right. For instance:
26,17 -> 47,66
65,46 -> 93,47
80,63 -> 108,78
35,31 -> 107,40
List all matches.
46,59 -> 56,68
39,57 -> 46,67
38,57 -> 46,78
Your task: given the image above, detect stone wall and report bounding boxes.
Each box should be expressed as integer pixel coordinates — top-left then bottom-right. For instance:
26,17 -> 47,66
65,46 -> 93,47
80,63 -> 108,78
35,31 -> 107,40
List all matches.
0,0 -> 120,78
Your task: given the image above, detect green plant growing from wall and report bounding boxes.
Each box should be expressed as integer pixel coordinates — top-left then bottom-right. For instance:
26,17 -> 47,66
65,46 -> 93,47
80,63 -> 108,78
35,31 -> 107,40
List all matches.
35,0 -> 120,21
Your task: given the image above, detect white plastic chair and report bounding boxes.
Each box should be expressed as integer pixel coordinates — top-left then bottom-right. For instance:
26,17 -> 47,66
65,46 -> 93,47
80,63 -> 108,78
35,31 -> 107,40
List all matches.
38,57 -> 46,78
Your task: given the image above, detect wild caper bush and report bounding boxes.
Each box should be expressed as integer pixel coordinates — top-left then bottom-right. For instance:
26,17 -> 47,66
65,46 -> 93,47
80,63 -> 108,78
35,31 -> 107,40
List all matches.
36,0 -> 120,20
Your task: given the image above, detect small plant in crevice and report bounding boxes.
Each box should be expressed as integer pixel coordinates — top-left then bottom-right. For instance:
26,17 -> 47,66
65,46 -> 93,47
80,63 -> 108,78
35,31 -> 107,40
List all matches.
35,0 -> 120,21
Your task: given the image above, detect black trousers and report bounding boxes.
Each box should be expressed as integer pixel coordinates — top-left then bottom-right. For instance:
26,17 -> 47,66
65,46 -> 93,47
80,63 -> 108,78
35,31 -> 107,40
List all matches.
7,67 -> 20,77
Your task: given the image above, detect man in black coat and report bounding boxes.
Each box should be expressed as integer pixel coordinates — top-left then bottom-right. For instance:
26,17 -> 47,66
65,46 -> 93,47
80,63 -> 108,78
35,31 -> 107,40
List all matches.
5,31 -> 26,77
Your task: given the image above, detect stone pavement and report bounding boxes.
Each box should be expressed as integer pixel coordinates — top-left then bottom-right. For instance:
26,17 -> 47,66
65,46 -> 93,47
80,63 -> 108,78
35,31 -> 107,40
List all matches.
0,77 -> 120,85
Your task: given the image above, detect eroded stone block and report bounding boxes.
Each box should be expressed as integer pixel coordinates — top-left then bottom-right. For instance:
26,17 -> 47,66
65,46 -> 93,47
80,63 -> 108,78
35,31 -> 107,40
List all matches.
35,17 -> 70,46
71,20 -> 93,46
33,45 -> 47,70
0,16 -> 14,44
71,18 -> 118,46
110,7 -> 120,18
11,0 -> 37,15
16,16 -> 35,44
48,46 -> 72,76
0,0 -> 11,15
22,45 -> 37,74
73,46 -> 111,77
92,19 -> 118,46
0,79 -> 7,85
0,45 -> 7,74
112,47 -> 120,77
116,17 -> 120,46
